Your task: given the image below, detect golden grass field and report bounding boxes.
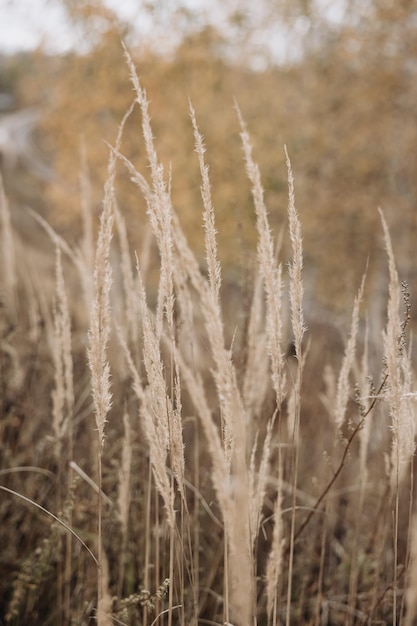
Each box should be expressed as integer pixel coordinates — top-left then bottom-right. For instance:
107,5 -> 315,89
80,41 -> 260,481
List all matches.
1,49 -> 416,626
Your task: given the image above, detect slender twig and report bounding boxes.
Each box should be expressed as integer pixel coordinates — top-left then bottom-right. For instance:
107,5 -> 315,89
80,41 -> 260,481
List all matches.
294,374 -> 388,544
0,485 -> 97,565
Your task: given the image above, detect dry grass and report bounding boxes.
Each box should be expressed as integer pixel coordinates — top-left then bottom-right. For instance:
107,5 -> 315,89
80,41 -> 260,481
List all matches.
1,54 -> 417,626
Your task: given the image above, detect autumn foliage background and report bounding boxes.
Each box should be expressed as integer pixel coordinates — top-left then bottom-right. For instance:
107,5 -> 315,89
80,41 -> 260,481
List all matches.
1,0 -> 417,624
2,0 -> 417,319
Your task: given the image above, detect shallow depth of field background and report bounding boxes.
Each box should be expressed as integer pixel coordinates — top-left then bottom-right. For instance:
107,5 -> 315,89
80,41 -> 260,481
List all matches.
2,0 -> 417,322
1,1 -> 417,625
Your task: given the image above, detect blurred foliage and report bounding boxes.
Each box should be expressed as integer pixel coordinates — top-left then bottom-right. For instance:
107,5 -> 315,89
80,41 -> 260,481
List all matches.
2,0 -> 417,317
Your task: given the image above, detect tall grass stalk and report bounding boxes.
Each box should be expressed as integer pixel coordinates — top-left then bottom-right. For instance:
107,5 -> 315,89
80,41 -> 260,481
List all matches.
243,267 -> 270,423
52,247 -> 72,459
237,105 -> 286,408
51,245 -> 74,625
284,145 -> 305,626
123,52 -> 183,622
237,111 -> 289,621
115,202 -> 139,350
123,45 -> 174,340
380,209 -> 415,626
266,456 -> 284,625
190,102 -> 221,303
347,322 -> 371,625
87,117 -> 124,622
87,196 -> 113,620
136,263 -> 178,626
117,410 -> 132,597
0,173 -> 16,299
135,264 -> 175,525
334,273 -> 366,431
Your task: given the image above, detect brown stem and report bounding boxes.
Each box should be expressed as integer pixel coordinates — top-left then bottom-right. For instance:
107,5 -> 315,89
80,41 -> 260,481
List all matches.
294,374 -> 388,545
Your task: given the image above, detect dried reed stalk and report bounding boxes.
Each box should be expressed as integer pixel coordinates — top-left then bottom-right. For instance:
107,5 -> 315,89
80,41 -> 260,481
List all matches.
334,273 -> 366,430
87,175 -> 114,453
96,546 -> 113,626
117,410 -> 132,597
123,45 -> 174,340
52,247 -> 74,456
237,105 -> 286,408
115,203 -> 140,348
118,64 -> 182,623
87,186 -> 113,621
135,264 -> 176,527
249,419 -> 274,549
285,146 -> 305,359
190,105 -> 257,624
87,95 -> 133,621
51,245 -> 74,625
380,210 -> 415,487
242,267 -> 270,422
190,102 -> 221,302
284,146 -> 305,626
266,458 -> 284,625
347,321 -> 371,625
380,208 -> 415,626
0,173 -> 16,296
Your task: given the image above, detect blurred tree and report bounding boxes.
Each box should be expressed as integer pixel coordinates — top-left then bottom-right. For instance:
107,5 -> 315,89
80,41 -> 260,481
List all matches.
8,0 -> 417,320
285,0 -> 417,312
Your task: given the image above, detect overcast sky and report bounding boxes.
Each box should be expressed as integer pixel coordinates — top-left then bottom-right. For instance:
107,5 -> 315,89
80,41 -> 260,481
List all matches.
0,0 -> 347,67
0,0 -> 182,53
0,0 -> 70,52
0,0 -> 206,53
